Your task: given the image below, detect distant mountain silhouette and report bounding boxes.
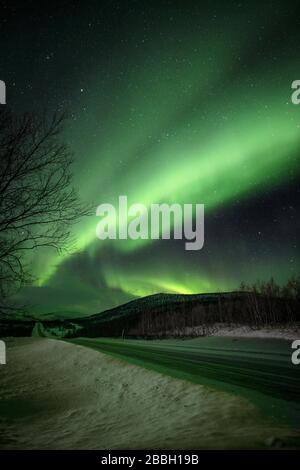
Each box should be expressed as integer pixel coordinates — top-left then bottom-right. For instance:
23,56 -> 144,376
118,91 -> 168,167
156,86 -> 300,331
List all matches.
1,290 -> 298,338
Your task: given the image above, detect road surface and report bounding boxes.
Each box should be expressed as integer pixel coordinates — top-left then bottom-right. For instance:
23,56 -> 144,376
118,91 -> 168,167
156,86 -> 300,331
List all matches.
70,336 -> 300,403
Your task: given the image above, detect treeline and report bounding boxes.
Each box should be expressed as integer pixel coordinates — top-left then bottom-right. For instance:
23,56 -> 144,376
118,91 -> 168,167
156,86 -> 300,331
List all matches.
10,277 -> 298,339
0,319 -> 35,337
73,277 -> 300,339
239,276 -> 300,326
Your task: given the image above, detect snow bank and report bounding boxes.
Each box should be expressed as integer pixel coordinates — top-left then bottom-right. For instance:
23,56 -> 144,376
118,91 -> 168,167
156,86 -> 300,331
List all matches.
209,323 -> 300,340
0,338 -> 295,449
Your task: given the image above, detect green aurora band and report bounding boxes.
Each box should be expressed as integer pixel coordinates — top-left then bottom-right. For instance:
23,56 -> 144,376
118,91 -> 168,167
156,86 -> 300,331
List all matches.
24,4 -> 300,311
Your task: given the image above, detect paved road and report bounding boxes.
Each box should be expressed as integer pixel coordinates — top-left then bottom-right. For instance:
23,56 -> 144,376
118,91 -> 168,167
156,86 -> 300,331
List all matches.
70,336 -> 300,402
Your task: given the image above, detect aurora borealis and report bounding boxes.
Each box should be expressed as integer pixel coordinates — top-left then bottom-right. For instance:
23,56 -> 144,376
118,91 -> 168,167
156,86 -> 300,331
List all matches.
1,0 -> 300,315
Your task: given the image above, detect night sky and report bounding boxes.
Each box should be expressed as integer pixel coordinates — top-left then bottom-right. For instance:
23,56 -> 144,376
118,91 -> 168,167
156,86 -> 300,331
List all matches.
1,0 -> 300,315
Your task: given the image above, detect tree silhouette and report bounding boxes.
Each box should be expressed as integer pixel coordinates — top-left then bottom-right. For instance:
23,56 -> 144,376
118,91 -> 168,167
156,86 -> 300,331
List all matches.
0,109 -> 90,314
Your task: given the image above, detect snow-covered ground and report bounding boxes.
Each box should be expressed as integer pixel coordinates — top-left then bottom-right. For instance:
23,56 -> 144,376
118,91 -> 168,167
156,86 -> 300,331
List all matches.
210,323 -> 300,340
169,323 -> 300,341
154,323 -> 300,341
0,338 -> 296,449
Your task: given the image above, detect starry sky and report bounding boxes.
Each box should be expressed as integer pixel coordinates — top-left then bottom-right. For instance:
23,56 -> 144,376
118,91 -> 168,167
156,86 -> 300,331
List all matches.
1,0 -> 300,315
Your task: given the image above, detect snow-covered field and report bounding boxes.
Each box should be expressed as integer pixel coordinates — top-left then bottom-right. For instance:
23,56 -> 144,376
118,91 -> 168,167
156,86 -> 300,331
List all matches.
0,338 -> 295,449
173,324 -> 300,340
211,324 -> 300,340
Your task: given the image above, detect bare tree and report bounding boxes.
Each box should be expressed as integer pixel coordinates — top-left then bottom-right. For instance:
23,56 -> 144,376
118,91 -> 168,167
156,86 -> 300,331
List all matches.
0,109 -> 90,314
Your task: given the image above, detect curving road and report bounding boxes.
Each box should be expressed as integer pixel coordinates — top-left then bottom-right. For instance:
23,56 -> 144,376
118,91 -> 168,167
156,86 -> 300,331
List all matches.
70,336 -> 300,403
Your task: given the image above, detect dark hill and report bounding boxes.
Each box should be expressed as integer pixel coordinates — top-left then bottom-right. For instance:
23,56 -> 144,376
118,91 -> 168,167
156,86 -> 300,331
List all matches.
36,290 -> 298,339
1,291 -> 298,339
